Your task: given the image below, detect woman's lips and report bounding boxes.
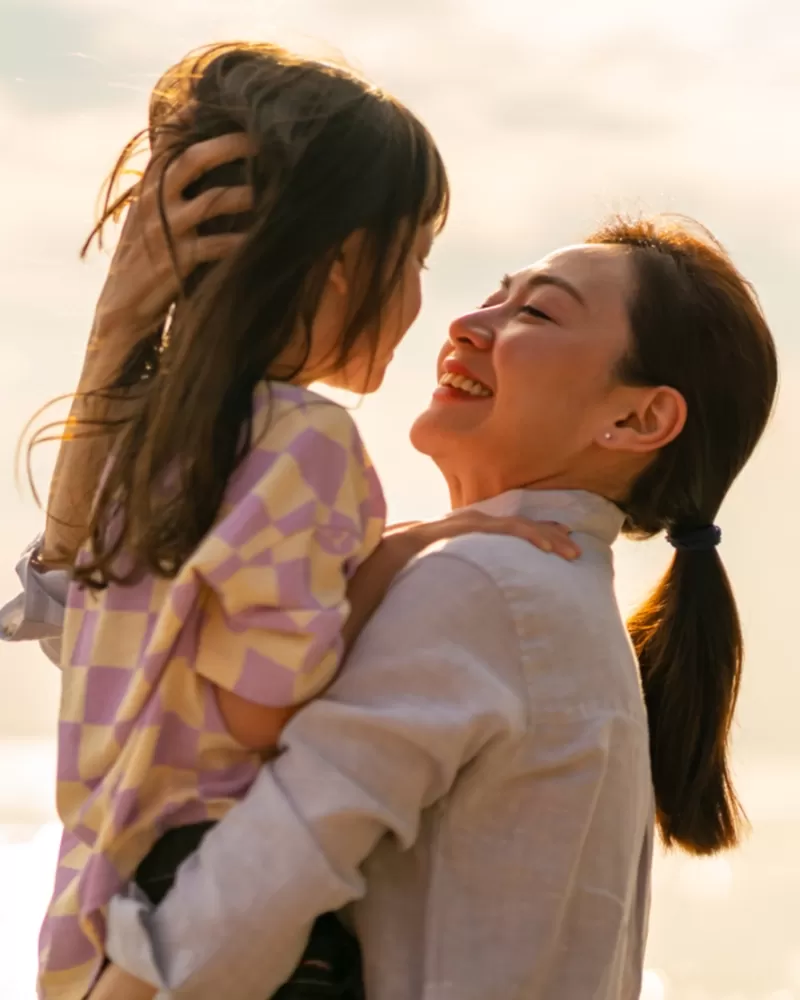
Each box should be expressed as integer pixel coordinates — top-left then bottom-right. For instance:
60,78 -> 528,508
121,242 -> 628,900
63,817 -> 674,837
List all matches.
435,358 -> 493,401
433,381 -> 492,403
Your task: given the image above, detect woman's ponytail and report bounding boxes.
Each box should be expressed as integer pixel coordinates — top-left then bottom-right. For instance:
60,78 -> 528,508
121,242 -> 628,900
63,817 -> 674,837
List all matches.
586,214 -> 777,856
628,540 -> 745,854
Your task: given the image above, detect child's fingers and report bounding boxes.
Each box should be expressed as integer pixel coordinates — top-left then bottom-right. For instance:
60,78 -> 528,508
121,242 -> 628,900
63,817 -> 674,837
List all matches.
500,517 -> 580,560
533,522 -> 581,560
445,512 -> 580,560
179,233 -> 249,274
416,510 -> 581,561
161,132 -> 255,199
176,184 -> 254,235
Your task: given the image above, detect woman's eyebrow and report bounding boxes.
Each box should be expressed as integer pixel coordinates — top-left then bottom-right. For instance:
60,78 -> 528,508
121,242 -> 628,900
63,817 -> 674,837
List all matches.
501,272 -> 585,308
524,273 -> 587,308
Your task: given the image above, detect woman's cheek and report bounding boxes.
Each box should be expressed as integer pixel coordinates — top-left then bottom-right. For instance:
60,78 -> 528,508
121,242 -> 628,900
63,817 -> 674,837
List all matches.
494,330 -> 538,379
498,327 -> 571,382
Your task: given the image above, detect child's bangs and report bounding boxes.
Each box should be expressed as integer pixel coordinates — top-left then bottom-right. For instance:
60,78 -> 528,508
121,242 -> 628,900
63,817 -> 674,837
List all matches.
417,125 -> 450,234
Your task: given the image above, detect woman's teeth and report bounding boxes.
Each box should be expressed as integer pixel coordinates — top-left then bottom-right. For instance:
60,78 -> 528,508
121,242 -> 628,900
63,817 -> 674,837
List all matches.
438,372 -> 492,397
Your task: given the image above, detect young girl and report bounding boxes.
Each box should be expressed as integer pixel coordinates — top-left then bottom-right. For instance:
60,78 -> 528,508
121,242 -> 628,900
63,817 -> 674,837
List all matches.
37,43 -> 576,1000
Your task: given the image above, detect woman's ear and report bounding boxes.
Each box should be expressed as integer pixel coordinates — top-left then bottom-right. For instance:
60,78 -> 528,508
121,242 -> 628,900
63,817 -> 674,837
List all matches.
598,385 -> 687,454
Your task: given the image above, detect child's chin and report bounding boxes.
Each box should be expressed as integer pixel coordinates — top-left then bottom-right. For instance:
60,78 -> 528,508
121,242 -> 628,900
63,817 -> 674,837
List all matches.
337,370 -> 386,395
362,369 -> 387,394
320,363 -> 386,396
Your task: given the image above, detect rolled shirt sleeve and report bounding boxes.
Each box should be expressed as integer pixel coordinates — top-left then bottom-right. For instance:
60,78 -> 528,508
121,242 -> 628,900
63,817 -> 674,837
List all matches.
105,549 -> 526,999
0,536 -> 68,665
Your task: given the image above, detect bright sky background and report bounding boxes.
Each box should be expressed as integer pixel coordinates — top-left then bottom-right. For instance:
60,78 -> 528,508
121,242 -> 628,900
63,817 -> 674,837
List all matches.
2,1 -> 800,997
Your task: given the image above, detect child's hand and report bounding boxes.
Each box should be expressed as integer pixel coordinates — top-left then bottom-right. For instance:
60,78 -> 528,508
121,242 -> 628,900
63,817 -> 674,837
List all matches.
94,131 -> 253,344
386,511 -> 581,562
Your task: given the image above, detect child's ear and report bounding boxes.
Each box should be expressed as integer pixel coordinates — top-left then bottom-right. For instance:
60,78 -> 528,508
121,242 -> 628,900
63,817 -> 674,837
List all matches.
328,255 -> 348,296
329,230 -> 367,297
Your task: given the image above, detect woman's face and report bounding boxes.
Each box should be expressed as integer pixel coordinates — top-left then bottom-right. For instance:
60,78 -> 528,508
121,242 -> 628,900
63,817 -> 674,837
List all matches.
410,243 -> 646,501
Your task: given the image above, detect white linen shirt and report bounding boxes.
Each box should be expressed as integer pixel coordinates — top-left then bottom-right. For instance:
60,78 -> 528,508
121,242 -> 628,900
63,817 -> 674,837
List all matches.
2,489 -> 654,999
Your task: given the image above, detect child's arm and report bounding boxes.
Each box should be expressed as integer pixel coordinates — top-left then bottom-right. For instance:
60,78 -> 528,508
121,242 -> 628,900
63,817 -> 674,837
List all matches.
214,513 -> 578,750
42,134 -> 252,567
214,694 -> 294,751
341,512 -> 578,650
88,965 -> 155,1000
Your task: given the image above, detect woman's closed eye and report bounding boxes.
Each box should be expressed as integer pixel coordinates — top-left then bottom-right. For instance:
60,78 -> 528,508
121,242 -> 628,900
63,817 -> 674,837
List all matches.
520,304 -> 553,321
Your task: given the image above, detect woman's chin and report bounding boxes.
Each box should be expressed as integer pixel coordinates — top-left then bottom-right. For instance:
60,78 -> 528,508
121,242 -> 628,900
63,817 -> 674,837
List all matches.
409,402 -> 477,456
409,406 -> 442,456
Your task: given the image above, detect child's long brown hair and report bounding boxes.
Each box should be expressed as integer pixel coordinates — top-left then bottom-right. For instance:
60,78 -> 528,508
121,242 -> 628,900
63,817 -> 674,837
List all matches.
37,43 -> 448,588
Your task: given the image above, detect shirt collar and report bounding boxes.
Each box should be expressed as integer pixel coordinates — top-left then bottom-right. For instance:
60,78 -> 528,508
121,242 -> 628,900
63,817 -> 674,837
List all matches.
466,489 -> 625,547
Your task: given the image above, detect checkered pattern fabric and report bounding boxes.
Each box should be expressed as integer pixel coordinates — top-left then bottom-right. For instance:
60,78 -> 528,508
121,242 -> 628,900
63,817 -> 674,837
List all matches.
38,382 -> 386,1000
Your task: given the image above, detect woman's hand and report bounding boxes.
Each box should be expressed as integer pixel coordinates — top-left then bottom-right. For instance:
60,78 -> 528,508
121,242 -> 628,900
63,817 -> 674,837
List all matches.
88,963 -> 156,1000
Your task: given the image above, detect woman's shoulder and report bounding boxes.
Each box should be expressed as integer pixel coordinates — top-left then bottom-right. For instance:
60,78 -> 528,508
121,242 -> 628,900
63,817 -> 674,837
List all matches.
415,531 -> 610,624
419,532 -> 558,584
394,535 -> 532,632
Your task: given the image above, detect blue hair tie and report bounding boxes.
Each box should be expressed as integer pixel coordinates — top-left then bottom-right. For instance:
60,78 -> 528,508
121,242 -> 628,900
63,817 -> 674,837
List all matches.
666,524 -> 722,552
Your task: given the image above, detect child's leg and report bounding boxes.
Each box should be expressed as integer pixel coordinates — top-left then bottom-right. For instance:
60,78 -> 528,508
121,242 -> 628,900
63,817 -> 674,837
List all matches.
133,821 -> 216,904
273,912 -> 364,999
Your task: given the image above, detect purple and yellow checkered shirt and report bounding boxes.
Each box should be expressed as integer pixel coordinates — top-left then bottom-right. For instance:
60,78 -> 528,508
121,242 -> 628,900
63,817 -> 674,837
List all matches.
38,381 -> 386,1000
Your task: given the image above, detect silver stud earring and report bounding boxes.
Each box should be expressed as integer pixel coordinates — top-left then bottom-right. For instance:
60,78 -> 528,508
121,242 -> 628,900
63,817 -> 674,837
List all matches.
603,432 -> 612,441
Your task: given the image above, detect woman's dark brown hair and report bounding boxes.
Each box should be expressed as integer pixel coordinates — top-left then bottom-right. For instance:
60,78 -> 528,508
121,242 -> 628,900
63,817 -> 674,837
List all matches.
587,215 -> 778,856
51,42 -> 448,587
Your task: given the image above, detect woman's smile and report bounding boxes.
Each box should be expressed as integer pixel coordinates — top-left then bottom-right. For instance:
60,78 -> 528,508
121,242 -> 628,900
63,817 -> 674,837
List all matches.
434,357 -> 494,401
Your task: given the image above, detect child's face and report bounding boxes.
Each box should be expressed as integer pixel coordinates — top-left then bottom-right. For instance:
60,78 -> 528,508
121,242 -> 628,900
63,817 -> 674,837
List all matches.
307,221 -> 434,395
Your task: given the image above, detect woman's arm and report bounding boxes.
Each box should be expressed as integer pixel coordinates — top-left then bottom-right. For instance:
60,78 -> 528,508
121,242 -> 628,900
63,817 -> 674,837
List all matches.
95,549 -> 525,1000
90,518 -> 573,997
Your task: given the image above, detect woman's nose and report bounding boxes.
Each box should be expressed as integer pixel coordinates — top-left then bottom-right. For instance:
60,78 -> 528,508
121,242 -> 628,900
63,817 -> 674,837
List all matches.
448,308 -> 495,350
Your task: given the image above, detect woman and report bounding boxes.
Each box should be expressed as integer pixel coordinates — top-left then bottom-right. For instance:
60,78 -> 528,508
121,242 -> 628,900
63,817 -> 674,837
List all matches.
4,162 -> 777,998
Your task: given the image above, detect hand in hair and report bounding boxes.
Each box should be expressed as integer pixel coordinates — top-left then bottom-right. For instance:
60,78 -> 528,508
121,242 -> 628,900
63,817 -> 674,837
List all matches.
92,131 -> 254,341
41,133 -> 254,567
